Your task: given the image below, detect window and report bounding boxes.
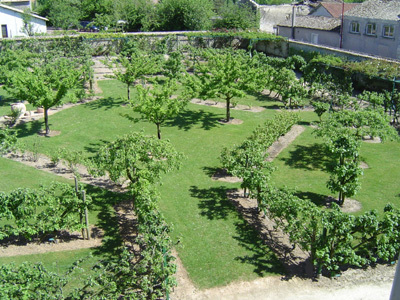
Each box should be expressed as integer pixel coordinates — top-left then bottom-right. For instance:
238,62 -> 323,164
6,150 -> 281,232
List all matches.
350,22 -> 360,33
366,23 -> 377,36
1,25 -> 8,38
383,25 -> 394,38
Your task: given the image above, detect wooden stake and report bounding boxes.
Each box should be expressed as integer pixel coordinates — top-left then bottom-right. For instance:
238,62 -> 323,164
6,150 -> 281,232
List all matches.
82,190 -> 90,240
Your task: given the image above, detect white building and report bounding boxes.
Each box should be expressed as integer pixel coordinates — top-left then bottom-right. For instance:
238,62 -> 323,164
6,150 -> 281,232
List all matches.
0,3 -> 47,38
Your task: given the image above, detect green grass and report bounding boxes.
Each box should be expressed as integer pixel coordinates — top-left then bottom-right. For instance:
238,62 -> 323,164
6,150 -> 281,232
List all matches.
3,79 -> 399,289
0,156 -> 71,191
10,80 -> 285,288
272,126 -> 400,214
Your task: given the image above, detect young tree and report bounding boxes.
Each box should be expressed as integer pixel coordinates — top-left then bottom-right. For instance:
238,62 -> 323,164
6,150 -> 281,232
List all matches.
89,132 -> 183,196
221,139 -> 274,209
21,9 -> 35,36
162,50 -> 185,80
132,80 -> 188,139
326,132 -> 363,206
5,56 -> 84,135
0,127 -> 17,155
311,100 -> 330,122
106,50 -> 161,100
316,109 -> 397,205
190,49 -> 254,122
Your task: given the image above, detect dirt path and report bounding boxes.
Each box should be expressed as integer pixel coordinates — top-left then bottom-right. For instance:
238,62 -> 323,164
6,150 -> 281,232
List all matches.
190,99 -> 265,113
0,235 -> 103,257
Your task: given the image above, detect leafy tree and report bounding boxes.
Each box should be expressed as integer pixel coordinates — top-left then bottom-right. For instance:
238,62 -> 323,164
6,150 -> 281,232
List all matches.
0,182 -> 91,240
112,0 -> 156,32
47,0 -> 82,29
213,1 -> 258,30
280,77 -> 307,108
359,90 -> 385,109
132,80 -> 188,139
162,50 -> 185,80
221,139 -> 273,207
156,0 -> 214,31
311,101 -> 330,122
325,132 -> 363,206
89,132 -> 183,194
80,0 -> 113,21
316,109 -> 397,205
0,262 -> 67,299
0,49 -> 35,85
5,56 -> 84,135
189,49 -> 255,122
106,51 -> 161,100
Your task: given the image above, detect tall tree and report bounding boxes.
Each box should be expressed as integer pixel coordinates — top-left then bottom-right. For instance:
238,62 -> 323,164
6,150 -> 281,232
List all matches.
155,0 -> 214,31
47,0 -> 82,29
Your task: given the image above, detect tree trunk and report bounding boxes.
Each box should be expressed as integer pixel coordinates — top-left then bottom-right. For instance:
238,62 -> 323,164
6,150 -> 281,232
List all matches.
156,123 -> 161,140
127,84 -> 130,100
338,154 -> 345,206
226,97 -> 231,122
44,108 -> 50,135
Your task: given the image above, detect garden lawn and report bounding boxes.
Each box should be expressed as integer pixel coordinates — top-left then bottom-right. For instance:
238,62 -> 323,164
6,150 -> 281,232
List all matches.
14,79 -> 285,289
272,126 -> 400,215
12,79 -> 400,288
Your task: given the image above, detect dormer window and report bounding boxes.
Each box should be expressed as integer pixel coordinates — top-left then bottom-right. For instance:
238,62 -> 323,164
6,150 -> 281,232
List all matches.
350,21 -> 360,33
383,25 -> 394,38
366,23 -> 377,36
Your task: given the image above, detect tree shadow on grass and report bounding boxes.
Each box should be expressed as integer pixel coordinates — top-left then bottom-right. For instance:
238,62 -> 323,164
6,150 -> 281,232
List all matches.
190,185 -> 285,276
165,109 -> 222,131
15,120 -> 43,138
245,90 -> 283,109
280,143 -> 331,171
84,139 -> 110,155
190,185 -> 236,220
295,191 -> 328,207
233,220 -> 285,277
85,185 -> 129,260
85,97 -> 124,111
120,112 -> 140,124
202,166 -> 222,178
